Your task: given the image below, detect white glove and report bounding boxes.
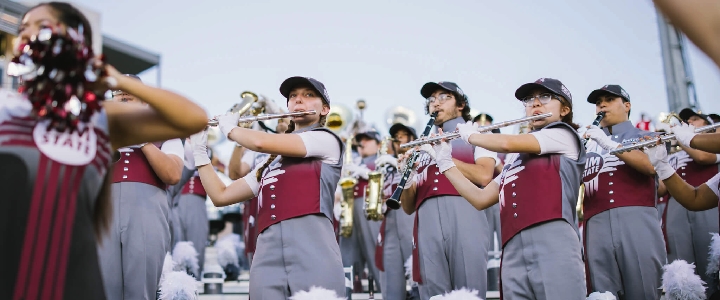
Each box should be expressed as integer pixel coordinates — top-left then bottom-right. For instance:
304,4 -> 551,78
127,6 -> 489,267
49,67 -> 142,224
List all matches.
643,143 -> 675,180
672,123 -> 697,148
375,154 -> 398,169
217,112 -> 240,139
345,164 -> 371,180
183,138 -> 195,169
259,95 -> 283,114
584,125 -> 620,150
333,201 -> 341,221
456,121 -> 479,144
432,141 -> 455,173
190,130 -> 211,167
420,144 -> 436,161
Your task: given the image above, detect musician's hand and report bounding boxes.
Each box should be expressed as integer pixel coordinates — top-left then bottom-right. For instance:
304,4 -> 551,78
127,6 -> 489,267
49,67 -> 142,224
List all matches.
218,112 -> 240,139
584,125 -> 620,150
189,130 -> 211,167
375,154 -> 398,169
671,123 -> 697,148
345,164 -> 370,180
642,141 -> 674,180
432,139 -> 455,173
456,121 -> 479,144
420,144 -> 436,160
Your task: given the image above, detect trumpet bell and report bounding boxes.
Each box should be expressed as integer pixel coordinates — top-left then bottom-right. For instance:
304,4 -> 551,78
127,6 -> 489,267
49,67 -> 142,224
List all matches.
326,102 -> 355,135
207,126 -> 226,148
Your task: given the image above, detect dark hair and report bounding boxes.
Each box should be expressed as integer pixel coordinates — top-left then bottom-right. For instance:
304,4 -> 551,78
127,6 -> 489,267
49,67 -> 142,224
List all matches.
425,92 -> 471,121
24,2 -> 93,47
558,95 -> 580,130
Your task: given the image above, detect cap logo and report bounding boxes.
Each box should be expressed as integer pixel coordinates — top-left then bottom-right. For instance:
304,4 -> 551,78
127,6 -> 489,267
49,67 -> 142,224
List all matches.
602,85 -> 608,89
456,87 -> 464,97
536,78 -> 545,83
620,88 -> 629,99
560,84 -> 571,99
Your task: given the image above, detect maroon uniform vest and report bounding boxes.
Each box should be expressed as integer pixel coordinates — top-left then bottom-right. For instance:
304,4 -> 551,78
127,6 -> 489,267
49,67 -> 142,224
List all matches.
111,144 -> 165,190
498,122 -> 585,246
181,174 -> 207,198
669,151 -> 719,186
255,127 -> 343,234
583,121 -> 657,220
243,197 -> 258,255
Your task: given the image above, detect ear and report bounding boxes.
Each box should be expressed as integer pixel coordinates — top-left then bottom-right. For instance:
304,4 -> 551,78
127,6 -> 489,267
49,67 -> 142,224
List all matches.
560,105 -> 571,118
321,104 -> 331,116
624,101 -> 631,113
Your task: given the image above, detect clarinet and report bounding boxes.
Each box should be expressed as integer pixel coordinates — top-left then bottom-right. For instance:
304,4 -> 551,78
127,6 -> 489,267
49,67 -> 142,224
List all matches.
584,112 -> 606,146
385,111 -> 438,210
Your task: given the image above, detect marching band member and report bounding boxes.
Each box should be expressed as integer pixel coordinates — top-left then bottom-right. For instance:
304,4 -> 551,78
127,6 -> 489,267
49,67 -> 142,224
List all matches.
664,108 -> 720,296
430,78 -> 586,299
375,123 -> 418,300
0,3 -> 207,299
672,123 -> 720,154
192,76 -> 345,299
166,140 -> 209,280
473,112 -> 503,290
399,81 -> 496,299
341,129 -> 384,290
99,74 -> 187,300
583,85 -> 665,300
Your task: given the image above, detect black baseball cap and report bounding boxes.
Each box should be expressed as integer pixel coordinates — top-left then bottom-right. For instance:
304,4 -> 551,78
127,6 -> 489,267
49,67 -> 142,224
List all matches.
389,123 -> 418,139
515,78 -> 573,105
587,85 -> 630,104
355,130 -> 381,143
709,113 -> 720,123
420,81 -> 468,102
679,108 -> 713,124
279,76 -> 331,105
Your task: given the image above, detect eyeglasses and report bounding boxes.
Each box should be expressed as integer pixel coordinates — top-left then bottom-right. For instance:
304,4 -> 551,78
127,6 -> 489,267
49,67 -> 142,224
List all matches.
521,93 -> 559,107
426,93 -> 453,106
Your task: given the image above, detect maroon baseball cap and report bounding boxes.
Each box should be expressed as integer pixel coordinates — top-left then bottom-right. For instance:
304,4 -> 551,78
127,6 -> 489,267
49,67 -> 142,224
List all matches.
515,78 -> 573,105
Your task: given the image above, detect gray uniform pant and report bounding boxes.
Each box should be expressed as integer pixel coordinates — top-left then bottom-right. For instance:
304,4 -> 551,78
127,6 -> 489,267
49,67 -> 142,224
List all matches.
586,206 -> 666,300
380,209 -> 415,300
485,203 -> 502,290
666,198 -> 720,296
417,195 -> 489,300
340,197 -> 382,282
501,220 -> 586,300
98,183 -> 170,300
168,194 -> 183,247
250,214 -> 345,299
176,194 -> 209,279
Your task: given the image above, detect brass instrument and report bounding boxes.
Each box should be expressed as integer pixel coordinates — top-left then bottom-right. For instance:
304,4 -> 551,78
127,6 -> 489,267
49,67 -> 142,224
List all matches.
364,137 -> 391,221
400,113 -> 553,149
385,106 -> 417,129
326,102 -> 356,135
339,137 -> 357,237
656,112 -> 684,153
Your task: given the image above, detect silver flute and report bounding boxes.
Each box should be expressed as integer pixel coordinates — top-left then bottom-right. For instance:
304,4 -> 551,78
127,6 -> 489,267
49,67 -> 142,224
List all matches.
609,122 -> 720,155
207,110 -> 317,126
400,112 -> 553,148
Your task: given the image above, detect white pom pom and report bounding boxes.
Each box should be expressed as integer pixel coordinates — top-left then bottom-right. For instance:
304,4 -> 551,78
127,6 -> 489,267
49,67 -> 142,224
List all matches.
586,291 -> 617,300
662,260 -> 706,300
707,233 -> 720,276
289,286 -> 344,300
158,271 -> 198,300
172,241 -> 199,277
162,252 -> 176,277
216,238 -> 239,268
428,288 -> 483,300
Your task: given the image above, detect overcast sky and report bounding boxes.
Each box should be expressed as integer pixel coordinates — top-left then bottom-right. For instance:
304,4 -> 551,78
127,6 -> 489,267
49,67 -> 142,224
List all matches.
63,0 -> 720,162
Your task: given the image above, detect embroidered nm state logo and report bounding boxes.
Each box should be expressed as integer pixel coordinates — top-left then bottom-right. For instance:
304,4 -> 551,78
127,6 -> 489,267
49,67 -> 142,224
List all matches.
33,120 -> 97,166
583,151 -> 623,196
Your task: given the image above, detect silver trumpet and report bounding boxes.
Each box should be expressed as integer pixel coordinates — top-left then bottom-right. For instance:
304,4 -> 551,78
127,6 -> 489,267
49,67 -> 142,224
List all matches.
400,112 -> 553,148
609,122 -> 720,155
207,110 -> 317,127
